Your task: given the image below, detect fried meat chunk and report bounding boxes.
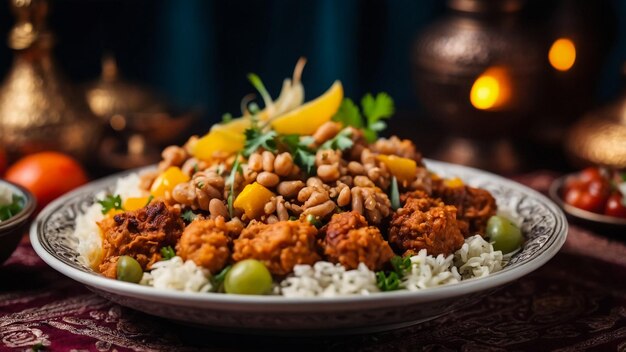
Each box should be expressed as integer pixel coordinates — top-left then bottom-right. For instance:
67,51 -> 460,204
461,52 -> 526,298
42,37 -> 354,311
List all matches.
97,201 -> 185,278
322,211 -> 394,270
431,181 -> 497,236
176,217 -> 231,274
389,196 -> 464,256
232,221 -> 321,276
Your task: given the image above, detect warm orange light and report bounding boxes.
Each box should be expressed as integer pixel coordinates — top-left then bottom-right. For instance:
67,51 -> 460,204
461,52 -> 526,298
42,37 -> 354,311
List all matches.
470,67 -> 511,110
549,38 -> 576,71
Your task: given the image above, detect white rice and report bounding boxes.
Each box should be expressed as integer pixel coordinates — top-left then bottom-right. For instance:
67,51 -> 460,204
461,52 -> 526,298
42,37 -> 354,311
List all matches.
140,256 -> 212,293
74,173 -> 147,269
277,235 -> 503,297
278,262 -> 379,297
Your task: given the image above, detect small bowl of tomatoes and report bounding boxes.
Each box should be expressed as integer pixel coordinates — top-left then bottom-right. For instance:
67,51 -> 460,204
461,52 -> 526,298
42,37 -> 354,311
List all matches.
550,167 -> 626,233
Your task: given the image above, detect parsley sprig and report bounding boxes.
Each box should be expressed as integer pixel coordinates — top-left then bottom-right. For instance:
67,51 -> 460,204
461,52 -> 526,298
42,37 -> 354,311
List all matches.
280,134 -> 316,175
332,92 -> 395,142
160,246 -> 176,260
181,209 -> 197,223
243,128 -> 277,157
376,256 -> 412,292
319,128 -> 353,151
97,194 -> 123,215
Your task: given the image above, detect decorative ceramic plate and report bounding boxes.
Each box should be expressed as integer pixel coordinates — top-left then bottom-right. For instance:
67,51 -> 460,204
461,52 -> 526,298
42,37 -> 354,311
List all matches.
30,160 -> 567,334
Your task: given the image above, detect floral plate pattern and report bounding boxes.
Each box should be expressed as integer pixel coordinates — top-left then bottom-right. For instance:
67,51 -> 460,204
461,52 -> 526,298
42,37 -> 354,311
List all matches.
29,160 -> 567,334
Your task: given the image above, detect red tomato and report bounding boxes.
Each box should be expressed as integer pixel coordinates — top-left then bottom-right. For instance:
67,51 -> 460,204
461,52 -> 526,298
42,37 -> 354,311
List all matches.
5,152 -> 88,209
564,184 -> 607,213
605,193 -> 626,218
578,167 -> 604,184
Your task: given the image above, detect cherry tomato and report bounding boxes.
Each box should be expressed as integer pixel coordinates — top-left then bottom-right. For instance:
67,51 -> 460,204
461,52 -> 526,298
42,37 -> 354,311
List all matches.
563,167 -> 611,214
578,167 -> 604,184
604,193 -> 626,218
5,151 -> 88,209
564,184 -> 607,213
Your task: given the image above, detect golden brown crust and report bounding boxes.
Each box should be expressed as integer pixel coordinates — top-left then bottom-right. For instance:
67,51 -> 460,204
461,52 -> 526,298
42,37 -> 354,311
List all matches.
323,212 -> 394,270
97,201 -> 185,278
176,217 -> 231,274
431,181 -> 497,236
389,196 -> 464,256
232,221 -> 321,276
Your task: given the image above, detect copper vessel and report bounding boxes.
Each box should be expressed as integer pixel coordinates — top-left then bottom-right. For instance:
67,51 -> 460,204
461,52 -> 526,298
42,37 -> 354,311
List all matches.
0,0 -> 100,161
411,0 -> 544,173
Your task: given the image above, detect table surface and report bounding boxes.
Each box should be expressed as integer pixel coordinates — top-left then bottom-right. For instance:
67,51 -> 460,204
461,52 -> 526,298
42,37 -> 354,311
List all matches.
2,172 -> 626,352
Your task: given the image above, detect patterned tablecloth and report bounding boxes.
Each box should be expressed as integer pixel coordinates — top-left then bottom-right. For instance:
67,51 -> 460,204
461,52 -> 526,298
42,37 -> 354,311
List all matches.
1,173 -> 626,352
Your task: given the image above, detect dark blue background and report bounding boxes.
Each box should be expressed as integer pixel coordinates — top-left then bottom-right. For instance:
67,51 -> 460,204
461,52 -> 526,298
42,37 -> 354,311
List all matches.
0,0 -> 624,128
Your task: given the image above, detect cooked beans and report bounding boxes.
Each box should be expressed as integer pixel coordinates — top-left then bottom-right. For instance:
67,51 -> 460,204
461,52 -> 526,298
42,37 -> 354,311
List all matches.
337,186 -> 351,207
348,161 -> 365,175
277,181 -> 304,198
313,121 -> 341,145
303,200 -> 336,217
257,171 -> 279,188
248,153 -> 263,172
351,187 -> 363,215
209,198 -> 228,219
274,153 -> 293,176
354,175 -> 375,188
262,151 -> 275,172
304,190 -> 329,208
317,164 -> 340,182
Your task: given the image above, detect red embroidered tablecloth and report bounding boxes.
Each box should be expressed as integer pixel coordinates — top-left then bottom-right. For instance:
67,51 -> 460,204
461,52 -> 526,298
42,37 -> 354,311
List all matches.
2,173 -> 626,351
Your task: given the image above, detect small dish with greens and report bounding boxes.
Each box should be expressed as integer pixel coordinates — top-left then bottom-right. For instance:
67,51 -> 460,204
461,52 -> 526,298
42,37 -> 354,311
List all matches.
0,179 -> 36,263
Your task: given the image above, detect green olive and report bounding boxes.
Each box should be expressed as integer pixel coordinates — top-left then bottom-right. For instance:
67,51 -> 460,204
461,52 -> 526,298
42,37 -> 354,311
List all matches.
224,259 -> 273,295
486,215 -> 523,254
116,256 -> 143,283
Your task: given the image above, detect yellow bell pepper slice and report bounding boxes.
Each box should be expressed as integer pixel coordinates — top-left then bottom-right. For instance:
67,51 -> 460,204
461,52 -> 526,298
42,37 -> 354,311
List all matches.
192,128 -> 246,162
444,177 -> 464,188
124,196 -> 151,211
377,155 -> 417,182
233,182 -> 275,220
150,166 -> 190,198
270,81 -> 343,135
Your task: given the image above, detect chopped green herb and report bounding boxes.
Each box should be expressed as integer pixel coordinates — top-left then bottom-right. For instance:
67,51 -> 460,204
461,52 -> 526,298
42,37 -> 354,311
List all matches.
376,271 -> 401,291
227,155 -> 243,218
280,134 -> 316,175
390,255 -> 411,276
331,92 -> 395,143
97,194 -> 123,215
144,195 -> 154,207
31,342 -> 45,352
289,216 -> 298,221
243,128 -> 277,157
390,176 -> 401,210
221,113 -> 233,124
213,265 -> 231,285
320,128 -> 353,151
181,209 -> 197,223
305,214 -> 322,228
0,194 -> 24,221
196,181 -> 205,189
160,246 -> 176,260
332,98 -> 363,128
193,163 -> 199,174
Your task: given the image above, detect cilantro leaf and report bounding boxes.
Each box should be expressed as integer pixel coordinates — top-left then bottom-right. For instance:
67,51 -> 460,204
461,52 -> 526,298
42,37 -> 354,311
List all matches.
181,209 -> 197,223
361,92 -> 395,125
213,265 -> 231,285
376,271 -> 401,291
390,176 -> 401,210
97,194 -> 123,215
227,155 -> 243,218
332,98 -> 363,128
243,128 -> 277,157
280,134 -> 316,175
390,255 -> 411,276
320,128 -> 353,151
160,246 -> 176,260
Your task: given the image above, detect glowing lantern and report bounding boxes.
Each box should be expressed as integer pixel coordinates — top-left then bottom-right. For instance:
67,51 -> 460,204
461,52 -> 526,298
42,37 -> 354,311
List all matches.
549,38 -> 576,72
470,67 -> 512,110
